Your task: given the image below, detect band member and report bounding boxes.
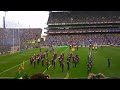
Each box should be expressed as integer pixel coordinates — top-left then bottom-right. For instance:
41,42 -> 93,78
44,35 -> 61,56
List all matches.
67,56 -> 70,62
87,63 -> 90,74
46,52 -> 48,58
40,47 -> 41,52
46,60 -> 49,70
53,60 -> 56,69
59,53 -> 64,61
43,53 -> 46,59
58,56 -> 60,63
76,55 -> 80,63
37,55 -> 40,65
59,59 -> 62,67
67,60 -> 70,70
72,56 -> 75,63
70,52 -> 73,58
42,59 -> 44,66
108,57 -> 111,68
33,59 -> 36,68
30,57 -> 33,65
52,58 -> 54,65
54,52 -> 57,60
61,56 -> 64,62
74,59 -> 77,68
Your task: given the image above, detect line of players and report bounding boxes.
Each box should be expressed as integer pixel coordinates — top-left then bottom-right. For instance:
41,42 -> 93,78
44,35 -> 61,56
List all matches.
57,52 -> 80,72
87,54 -> 93,74
30,44 -> 111,75
29,48 -> 80,72
30,49 -> 49,68
87,42 -> 93,74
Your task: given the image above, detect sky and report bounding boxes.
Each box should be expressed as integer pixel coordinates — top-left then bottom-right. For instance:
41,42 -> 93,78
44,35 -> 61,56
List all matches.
0,11 -> 49,35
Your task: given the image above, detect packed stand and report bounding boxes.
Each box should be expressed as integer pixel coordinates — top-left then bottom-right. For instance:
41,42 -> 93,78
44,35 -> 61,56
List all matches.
43,34 -> 120,46
48,11 -> 120,24
0,28 -> 42,54
48,28 -> 120,34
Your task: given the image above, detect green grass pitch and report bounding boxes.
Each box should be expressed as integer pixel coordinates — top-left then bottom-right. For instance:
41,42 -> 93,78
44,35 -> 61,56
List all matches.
0,46 -> 120,79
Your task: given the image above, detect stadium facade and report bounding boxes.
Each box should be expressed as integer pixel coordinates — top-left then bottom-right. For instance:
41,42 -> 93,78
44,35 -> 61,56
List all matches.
43,11 -> 120,47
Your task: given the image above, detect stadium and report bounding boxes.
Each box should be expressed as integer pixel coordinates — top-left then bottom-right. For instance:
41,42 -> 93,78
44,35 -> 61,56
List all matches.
0,11 -> 120,79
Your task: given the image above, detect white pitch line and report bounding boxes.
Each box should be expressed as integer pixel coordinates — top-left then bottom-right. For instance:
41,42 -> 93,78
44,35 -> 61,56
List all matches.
43,47 -> 69,74
0,77 -> 14,79
43,65 -> 51,74
0,60 -> 29,75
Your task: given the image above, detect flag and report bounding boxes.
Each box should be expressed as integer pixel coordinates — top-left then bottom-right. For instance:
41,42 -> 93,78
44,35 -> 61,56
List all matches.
15,68 -> 25,79
21,61 -> 24,70
15,61 -> 28,79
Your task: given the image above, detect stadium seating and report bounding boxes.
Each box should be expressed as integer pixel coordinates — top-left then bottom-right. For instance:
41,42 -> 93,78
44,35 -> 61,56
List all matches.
48,11 -> 120,24
43,11 -> 120,47
43,34 -> 120,46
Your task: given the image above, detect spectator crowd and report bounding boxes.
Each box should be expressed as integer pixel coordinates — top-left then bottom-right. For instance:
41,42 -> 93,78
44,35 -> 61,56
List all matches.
43,33 -> 120,46
0,28 -> 42,54
48,11 -> 120,24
